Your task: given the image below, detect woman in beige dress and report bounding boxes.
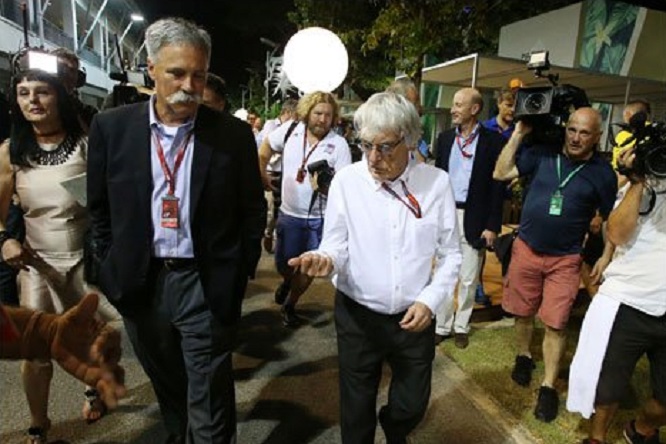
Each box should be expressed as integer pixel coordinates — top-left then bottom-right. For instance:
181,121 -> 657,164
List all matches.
0,67 -> 115,443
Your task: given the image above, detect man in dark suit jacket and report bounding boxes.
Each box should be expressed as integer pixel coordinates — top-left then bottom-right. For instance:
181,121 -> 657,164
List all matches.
87,18 -> 265,444
434,87 -> 505,349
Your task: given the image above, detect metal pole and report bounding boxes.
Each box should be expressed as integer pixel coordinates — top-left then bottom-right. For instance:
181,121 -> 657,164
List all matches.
471,53 -> 479,88
264,50 -> 270,115
37,0 -> 49,47
78,0 -> 109,52
70,0 -> 78,51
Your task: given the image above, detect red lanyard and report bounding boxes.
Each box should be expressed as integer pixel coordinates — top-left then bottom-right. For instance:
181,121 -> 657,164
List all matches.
152,129 -> 193,195
382,180 -> 422,219
455,129 -> 478,159
296,130 -> 321,182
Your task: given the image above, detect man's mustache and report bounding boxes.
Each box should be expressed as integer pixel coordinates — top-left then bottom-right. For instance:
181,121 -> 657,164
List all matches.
167,91 -> 202,105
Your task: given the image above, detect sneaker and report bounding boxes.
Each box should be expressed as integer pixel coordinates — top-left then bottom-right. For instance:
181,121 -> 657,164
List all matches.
281,304 -> 302,328
623,419 -> 660,444
274,281 -> 290,305
454,333 -> 469,349
534,386 -> 559,422
511,355 -> 535,387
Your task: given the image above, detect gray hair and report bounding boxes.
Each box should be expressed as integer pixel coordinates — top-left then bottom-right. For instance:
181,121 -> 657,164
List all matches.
145,17 -> 212,63
354,92 -> 422,147
386,78 -> 417,97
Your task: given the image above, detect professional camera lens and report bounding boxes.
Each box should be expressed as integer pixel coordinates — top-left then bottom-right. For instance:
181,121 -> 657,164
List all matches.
525,93 -> 550,113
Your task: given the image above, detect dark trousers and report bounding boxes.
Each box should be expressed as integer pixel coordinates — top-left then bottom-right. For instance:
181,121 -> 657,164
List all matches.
596,303 -> 666,406
334,291 -> 435,444
0,202 -> 25,305
123,263 -> 237,444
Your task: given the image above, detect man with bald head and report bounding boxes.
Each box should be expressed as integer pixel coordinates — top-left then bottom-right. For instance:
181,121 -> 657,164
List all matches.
494,107 -> 617,423
433,87 -> 506,349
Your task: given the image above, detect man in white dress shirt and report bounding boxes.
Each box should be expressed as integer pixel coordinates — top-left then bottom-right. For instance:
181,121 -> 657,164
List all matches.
289,92 -> 462,444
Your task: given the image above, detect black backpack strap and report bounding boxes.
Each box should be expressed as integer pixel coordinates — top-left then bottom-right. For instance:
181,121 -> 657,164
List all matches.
283,120 -> 299,145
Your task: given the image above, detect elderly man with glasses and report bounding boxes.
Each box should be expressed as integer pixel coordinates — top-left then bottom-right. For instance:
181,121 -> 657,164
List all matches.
289,92 -> 462,444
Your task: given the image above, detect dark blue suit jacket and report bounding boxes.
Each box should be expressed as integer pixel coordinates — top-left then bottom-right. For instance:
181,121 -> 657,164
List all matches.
87,102 -> 266,324
435,125 -> 506,247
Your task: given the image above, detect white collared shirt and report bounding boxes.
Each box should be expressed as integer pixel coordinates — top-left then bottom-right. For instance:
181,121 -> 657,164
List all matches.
317,160 -> 462,315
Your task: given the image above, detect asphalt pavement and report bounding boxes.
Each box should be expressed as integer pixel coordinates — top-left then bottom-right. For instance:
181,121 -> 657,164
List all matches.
0,253 -> 536,444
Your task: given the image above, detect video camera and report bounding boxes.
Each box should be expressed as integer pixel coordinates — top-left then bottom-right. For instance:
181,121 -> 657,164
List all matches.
617,111 -> 666,179
307,159 -> 335,196
513,51 -> 590,145
108,68 -> 153,108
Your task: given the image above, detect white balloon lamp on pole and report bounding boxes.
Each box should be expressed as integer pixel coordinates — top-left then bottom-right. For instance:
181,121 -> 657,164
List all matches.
282,27 -> 348,93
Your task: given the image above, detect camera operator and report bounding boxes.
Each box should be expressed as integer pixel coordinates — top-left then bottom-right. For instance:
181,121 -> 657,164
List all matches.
258,91 -> 351,327
493,107 -> 618,422
568,147 -> 666,444
612,100 -> 651,188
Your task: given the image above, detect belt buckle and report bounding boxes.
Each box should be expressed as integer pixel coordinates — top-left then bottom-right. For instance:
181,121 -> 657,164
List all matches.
163,259 -> 177,271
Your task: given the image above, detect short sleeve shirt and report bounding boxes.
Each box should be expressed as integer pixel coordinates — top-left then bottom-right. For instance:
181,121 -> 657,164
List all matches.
517,146 -> 617,255
268,122 -> 352,218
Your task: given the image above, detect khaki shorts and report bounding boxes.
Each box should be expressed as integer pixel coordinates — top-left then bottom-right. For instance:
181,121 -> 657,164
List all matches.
502,237 -> 582,329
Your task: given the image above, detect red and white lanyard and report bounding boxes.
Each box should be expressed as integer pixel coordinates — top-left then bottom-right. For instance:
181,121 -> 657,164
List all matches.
152,129 -> 193,195
455,128 -> 478,159
382,180 -> 422,219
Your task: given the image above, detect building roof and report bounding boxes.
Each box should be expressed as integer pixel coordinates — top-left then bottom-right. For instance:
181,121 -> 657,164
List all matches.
421,53 -> 666,105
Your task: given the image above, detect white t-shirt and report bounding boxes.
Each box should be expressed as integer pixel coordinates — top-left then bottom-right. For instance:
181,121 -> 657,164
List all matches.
268,122 -> 351,218
600,182 -> 666,316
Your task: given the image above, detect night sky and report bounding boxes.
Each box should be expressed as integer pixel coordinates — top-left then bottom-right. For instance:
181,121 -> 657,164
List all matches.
139,0 -> 297,89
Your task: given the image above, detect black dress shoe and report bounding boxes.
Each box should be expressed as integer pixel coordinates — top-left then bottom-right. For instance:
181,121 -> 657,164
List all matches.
274,281 -> 290,305
434,333 -> 451,345
454,333 -> 469,349
281,304 -> 302,328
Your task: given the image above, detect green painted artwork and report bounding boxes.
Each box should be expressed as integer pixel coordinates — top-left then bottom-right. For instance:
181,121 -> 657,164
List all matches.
579,0 -> 639,74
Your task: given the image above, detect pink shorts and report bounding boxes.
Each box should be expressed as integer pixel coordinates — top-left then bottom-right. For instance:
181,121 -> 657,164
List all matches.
502,237 -> 582,329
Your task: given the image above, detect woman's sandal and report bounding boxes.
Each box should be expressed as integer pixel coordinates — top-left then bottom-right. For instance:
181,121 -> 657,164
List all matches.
82,388 -> 107,424
26,426 -> 47,444
25,419 -> 50,444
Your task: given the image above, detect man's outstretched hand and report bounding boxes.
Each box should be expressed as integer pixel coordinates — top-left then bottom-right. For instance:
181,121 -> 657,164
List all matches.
50,293 -> 126,408
288,252 -> 334,277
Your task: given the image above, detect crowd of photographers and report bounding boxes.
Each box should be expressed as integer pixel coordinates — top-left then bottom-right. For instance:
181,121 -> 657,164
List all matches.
0,15 -> 664,444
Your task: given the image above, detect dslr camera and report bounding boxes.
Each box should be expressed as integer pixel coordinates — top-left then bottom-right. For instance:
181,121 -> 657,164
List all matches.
307,159 -> 335,196
617,112 -> 666,179
513,51 -> 590,145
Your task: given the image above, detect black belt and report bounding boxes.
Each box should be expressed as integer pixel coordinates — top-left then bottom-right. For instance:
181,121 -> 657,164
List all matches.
152,257 -> 198,271
456,202 -> 466,209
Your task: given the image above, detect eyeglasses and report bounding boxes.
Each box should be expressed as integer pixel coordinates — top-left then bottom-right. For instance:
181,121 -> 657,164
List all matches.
358,137 -> 404,156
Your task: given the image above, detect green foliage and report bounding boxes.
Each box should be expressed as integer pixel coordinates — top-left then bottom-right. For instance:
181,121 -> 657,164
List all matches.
288,0 -> 580,96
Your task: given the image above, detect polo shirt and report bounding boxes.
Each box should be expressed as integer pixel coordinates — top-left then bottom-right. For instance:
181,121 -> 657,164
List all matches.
517,146 -> 617,255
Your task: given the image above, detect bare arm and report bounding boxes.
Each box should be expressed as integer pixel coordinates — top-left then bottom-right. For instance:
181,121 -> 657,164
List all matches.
258,137 -> 277,191
0,141 -> 14,227
493,121 -> 529,181
607,181 -> 643,246
608,149 -> 645,246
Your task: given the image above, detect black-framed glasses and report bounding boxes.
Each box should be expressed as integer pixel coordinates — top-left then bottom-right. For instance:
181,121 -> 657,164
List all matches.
358,137 -> 404,156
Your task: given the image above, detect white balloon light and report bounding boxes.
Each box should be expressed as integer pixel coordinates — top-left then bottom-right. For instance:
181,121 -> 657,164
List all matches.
282,27 -> 349,93
233,108 -> 248,121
